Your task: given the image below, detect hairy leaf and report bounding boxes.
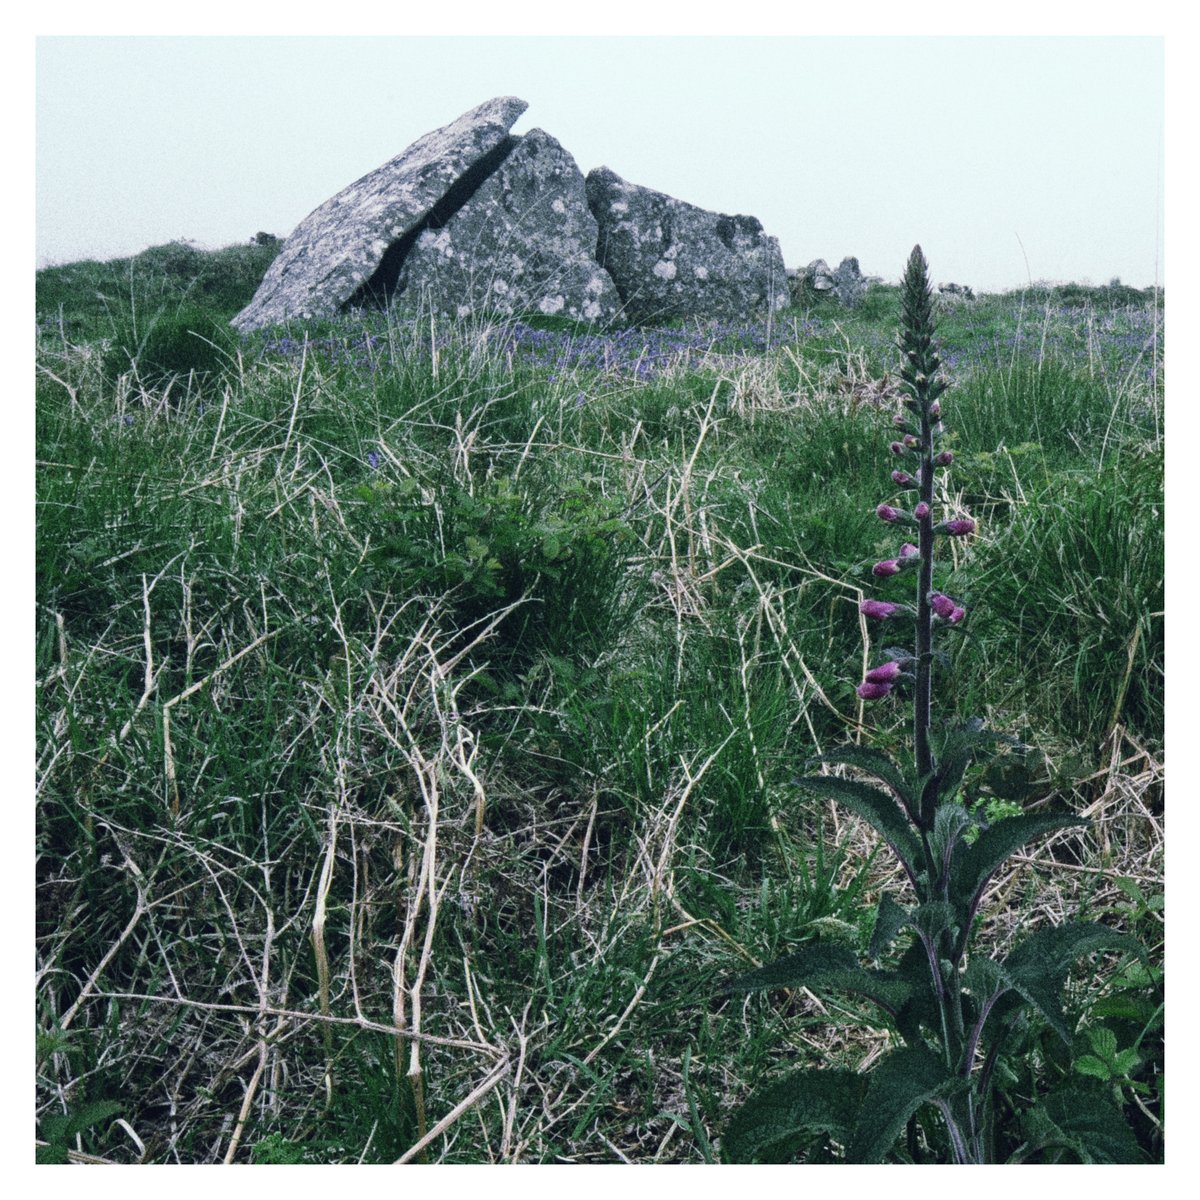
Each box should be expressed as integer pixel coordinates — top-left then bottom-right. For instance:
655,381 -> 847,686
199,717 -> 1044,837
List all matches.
793,775 -> 922,882
869,893 -> 910,959
722,943 -> 913,1016
934,718 -> 1017,799
1019,1086 -> 1144,1163
931,802 -> 973,885
809,746 -> 913,810
722,1068 -> 868,1163
1002,923 -> 1141,1043
847,1046 -> 963,1163
893,940 -> 945,1043
956,814 -> 1087,919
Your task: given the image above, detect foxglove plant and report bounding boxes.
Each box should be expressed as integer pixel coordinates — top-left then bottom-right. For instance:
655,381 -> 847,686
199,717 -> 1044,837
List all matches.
720,248 -> 1144,1164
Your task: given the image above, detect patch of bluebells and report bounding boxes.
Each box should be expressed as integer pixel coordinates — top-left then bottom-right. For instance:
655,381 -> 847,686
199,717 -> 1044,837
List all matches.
253,296 -> 1162,397
257,315 -> 825,385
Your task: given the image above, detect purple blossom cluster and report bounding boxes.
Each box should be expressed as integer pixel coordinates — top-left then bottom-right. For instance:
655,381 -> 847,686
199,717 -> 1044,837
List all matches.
857,251 -> 976,704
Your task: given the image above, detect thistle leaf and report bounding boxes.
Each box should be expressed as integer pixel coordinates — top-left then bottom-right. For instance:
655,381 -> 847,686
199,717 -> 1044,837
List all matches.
793,775 -> 922,882
847,1046 -> 963,1163
722,1068 -> 868,1163
722,943 -> 913,1016
1019,1086 -> 1144,1163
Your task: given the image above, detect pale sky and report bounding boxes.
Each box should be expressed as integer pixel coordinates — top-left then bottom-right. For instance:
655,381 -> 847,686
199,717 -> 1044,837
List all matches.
35,35 -> 1164,292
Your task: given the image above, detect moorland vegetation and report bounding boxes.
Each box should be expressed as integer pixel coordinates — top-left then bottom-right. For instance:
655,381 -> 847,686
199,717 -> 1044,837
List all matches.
36,238 -> 1163,1163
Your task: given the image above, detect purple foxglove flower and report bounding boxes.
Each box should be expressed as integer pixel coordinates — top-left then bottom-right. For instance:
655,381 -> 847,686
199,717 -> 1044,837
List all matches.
860,599 -> 902,619
930,592 -> 957,619
876,504 -> 904,523
873,559 -> 901,578
865,661 -> 902,684
900,542 -> 919,558
940,518 -> 977,537
856,681 -> 894,700
890,441 -> 907,456
891,470 -> 914,486
903,434 -> 919,448
914,501 -> 931,519
948,606 -> 966,624
936,451 -> 954,466
893,414 -> 910,428
929,400 -> 941,417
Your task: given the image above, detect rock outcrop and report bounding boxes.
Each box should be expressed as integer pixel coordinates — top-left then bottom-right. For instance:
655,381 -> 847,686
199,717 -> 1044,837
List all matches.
232,96 -> 528,331
394,128 -> 621,323
790,257 -> 867,308
586,166 -> 789,324
233,96 -> 792,332
938,281 -> 975,302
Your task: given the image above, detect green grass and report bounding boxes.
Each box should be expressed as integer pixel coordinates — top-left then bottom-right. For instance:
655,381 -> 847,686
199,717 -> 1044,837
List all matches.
35,245 -> 1164,1163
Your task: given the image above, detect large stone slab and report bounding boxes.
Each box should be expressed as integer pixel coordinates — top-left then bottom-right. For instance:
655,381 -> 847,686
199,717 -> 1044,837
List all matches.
394,128 -> 621,323
231,96 -> 529,331
585,166 -> 790,324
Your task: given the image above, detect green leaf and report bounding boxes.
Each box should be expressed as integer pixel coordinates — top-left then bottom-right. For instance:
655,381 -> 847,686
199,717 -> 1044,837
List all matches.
847,1046 -> 963,1163
793,775 -> 922,882
868,893 -> 910,959
892,941 -> 945,1043
934,718 -> 1017,800
722,1069 -> 868,1163
809,746 -> 913,810
958,813 -> 1086,902
1073,1054 -> 1112,1081
931,803 -> 973,883
1002,923 -> 1141,1043
65,1099 -> 123,1137
35,1143 -> 70,1164
1019,1086 -> 1144,1163
722,943 -> 913,1016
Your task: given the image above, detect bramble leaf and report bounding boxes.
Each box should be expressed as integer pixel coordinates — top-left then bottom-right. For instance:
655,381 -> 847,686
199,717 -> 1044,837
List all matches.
722,1068 -> 868,1163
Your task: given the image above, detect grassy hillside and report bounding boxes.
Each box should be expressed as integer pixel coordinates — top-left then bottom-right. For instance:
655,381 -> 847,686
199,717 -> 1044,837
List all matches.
35,242 -> 1163,1163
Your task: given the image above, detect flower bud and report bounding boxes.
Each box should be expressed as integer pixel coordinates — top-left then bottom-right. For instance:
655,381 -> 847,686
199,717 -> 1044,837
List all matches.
889,441 -> 907,456
891,470 -> 915,487
948,606 -> 966,625
900,542 -> 919,558
929,592 -> 957,619
860,599 -> 903,619
864,661 -> 902,684
903,434 -> 920,448
872,559 -> 901,578
856,681 -> 894,700
939,518 -> 976,537
914,501 -> 931,519
876,504 -> 904,523
929,400 -> 941,417
936,451 -> 954,466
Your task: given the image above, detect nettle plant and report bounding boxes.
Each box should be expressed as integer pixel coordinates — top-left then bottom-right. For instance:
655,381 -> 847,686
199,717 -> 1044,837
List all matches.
720,247 -> 1145,1165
